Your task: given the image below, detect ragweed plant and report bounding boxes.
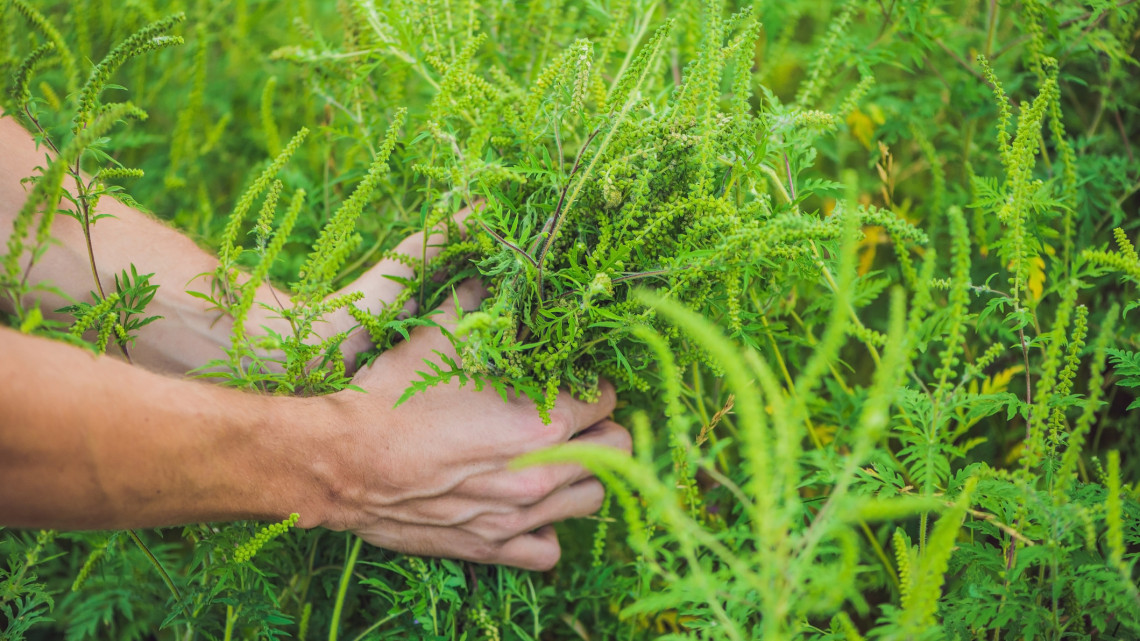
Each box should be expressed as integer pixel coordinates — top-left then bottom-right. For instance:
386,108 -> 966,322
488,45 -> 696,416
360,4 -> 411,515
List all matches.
1,6 -> 180,355
3,1 -> 1140,640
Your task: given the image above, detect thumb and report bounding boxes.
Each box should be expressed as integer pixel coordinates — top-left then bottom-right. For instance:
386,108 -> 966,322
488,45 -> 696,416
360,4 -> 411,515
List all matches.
407,278 -> 490,357
336,201 -> 482,318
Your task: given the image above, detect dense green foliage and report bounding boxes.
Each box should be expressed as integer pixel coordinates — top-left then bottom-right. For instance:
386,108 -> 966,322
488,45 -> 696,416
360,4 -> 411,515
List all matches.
2,0 -> 1140,639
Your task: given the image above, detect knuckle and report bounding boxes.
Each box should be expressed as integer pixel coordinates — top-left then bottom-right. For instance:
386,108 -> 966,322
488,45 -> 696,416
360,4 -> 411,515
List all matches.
513,409 -> 567,446
585,481 -> 606,513
437,506 -> 477,528
531,542 -> 561,572
511,469 -> 556,504
543,408 -> 573,440
611,423 -> 633,454
597,379 -> 617,412
468,539 -> 498,564
495,510 -> 530,538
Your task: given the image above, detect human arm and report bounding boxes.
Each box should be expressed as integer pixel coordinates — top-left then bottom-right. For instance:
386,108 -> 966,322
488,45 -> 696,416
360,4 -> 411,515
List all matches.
0,280 -> 630,570
0,111 -> 633,570
0,113 -> 437,374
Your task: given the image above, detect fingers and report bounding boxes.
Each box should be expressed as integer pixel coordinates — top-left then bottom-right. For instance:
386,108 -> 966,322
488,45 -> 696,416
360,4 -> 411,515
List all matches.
458,462 -> 589,505
353,519 -> 562,571
487,479 -> 604,570
572,418 -> 632,451
514,478 -> 605,531
344,204 -> 480,319
418,278 -> 490,331
368,418 -> 629,539
345,414 -> 628,571
398,278 -> 490,358
355,480 -> 597,571
547,379 -> 617,440
390,203 -> 479,263
496,525 -> 561,571
443,278 -> 491,317
454,418 -> 630,505
386,202 -> 481,273
354,516 -> 564,571
451,200 -> 481,236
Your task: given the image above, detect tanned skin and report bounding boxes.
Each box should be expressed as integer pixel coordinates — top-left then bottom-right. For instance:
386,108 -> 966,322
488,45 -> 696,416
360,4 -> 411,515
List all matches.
0,114 -> 631,571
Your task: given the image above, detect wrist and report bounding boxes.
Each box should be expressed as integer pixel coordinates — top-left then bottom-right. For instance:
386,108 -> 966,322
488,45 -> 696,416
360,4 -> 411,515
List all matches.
262,392 -> 361,531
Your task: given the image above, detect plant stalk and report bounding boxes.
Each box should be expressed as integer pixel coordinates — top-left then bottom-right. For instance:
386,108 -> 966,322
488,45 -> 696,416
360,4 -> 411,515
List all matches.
328,535 -> 363,641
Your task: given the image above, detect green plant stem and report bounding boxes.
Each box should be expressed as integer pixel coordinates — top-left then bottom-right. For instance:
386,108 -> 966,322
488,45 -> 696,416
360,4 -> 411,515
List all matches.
758,304 -> 824,450
21,104 -> 133,362
337,228 -> 393,284
328,535 -> 363,641
127,530 -> 187,616
224,604 -> 237,641
984,0 -> 999,56
418,163 -> 436,311
787,309 -> 853,395
607,2 -> 659,98
756,293 -> 898,588
760,162 -> 884,364
690,363 -> 731,472
861,520 -> 900,590
348,610 -> 404,641
536,126 -> 602,298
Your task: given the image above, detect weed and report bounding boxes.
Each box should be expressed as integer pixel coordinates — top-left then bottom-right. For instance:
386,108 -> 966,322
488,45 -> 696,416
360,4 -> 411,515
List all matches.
2,1 -> 1139,640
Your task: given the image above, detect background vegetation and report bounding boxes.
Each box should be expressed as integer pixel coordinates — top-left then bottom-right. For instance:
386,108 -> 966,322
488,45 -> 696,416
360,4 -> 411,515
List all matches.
2,0 -> 1139,639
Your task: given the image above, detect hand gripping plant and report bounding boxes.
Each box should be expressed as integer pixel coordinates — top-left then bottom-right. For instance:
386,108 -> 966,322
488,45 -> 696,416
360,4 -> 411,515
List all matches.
332,8 -> 927,419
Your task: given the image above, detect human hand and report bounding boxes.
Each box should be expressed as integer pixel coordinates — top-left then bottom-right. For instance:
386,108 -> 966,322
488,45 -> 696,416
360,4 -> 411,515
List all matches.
319,205 -> 475,369
299,279 -> 631,570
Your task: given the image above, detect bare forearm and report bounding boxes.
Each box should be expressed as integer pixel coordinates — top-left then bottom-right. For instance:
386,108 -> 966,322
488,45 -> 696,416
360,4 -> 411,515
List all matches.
0,326 -> 326,529
0,286 -> 630,571
0,114 -> 312,373
0,114 -> 439,374
0,112 -> 623,570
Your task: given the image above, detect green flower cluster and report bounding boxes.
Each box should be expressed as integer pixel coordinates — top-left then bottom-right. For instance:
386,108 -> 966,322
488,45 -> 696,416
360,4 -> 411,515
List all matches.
72,12 -> 185,129
232,513 -> 300,564
393,15 -> 925,417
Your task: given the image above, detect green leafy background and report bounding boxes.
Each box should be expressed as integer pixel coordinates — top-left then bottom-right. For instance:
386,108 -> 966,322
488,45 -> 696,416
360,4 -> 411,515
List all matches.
1,0 -> 1139,639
